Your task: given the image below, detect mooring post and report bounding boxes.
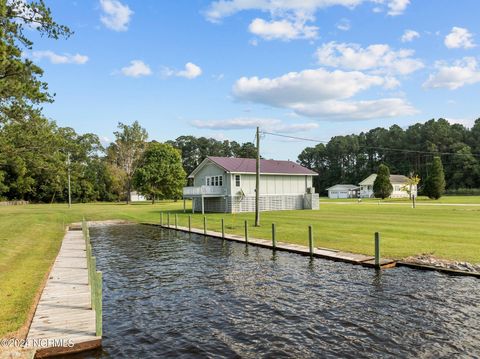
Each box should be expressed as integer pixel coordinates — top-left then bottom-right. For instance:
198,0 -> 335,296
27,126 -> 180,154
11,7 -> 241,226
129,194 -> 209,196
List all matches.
204,216 -> 207,235
175,214 -> 178,229
375,232 -> 380,269
221,218 -> 225,239
160,212 -> 163,226
91,257 -> 96,309
95,271 -> 103,337
244,220 -> 248,243
167,213 -> 170,228
272,223 -> 276,250
308,225 -> 314,257
188,215 -> 191,232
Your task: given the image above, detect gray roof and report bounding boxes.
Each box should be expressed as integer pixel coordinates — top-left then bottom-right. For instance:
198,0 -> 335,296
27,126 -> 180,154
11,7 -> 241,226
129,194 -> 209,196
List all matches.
326,184 -> 360,191
359,174 -> 409,185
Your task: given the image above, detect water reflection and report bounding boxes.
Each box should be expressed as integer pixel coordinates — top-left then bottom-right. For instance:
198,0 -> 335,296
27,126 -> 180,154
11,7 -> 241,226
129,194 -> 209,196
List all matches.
79,224 -> 480,358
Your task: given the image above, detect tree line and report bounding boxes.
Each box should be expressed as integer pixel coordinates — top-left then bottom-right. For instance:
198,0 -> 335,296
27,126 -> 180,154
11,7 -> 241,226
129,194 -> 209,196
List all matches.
0,2 -> 256,203
298,119 -> 480,195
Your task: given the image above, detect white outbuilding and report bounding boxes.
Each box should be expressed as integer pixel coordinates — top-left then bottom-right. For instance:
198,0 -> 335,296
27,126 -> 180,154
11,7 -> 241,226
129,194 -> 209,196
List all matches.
326,184 -> 360,199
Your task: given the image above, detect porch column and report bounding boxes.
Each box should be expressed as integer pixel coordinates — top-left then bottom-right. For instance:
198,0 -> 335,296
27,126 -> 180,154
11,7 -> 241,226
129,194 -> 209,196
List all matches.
192,198 -> 195,214
201,195 -> 205,215
183,199 -> 186,213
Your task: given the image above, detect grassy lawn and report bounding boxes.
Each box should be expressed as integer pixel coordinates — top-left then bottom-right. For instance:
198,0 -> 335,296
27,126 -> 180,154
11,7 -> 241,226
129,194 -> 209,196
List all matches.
1,199 -> 480,337
321,195 -> 480,204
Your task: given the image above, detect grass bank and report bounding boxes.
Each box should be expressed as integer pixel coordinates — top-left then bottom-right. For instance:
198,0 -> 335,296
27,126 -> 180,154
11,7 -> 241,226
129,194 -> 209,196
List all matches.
1,199 -> 479,337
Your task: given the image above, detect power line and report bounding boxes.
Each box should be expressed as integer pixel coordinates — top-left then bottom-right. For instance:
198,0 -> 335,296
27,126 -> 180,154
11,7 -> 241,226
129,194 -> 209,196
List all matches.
261,130 -> 480,158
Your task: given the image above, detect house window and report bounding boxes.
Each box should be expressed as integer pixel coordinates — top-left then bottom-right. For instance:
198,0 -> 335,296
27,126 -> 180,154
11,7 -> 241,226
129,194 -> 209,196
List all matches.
219,176 -> 223,186
235,175 -> 241,187
206,177 -> 210,186
215,176 -> 219,186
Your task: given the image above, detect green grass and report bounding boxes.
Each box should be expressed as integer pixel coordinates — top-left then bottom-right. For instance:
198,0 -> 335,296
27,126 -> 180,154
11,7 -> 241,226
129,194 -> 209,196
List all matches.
1,199 -> 480,337
322,195 -> 480,204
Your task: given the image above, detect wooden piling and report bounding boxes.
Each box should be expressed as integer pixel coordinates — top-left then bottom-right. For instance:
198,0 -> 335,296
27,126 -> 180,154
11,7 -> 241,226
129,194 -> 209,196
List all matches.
95,271 -> 102,336
188,215 -> 191,232
308,225 -> 314,257
167,213 -> 170,228
175,214 -> 178,229
90,257 -> 96,309
375,232 -> 380,268
221,218 -> 225,239
272,223 -> 276,250
244,220 -> 248,243
160,212 -> 163,226
204,216 -> 207,235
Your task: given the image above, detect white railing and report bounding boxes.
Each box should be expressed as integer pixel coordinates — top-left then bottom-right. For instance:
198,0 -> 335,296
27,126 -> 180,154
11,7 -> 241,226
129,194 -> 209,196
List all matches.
183,186 -> 227,196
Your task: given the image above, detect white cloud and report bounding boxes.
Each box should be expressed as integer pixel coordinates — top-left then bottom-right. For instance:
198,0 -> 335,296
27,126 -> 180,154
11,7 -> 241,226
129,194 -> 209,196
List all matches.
177,62 -> 202,79
401,29 -> 420,43
191,117 -> 319,133
336,18 -> 351,31
444,27 -> 476,49
234,68 -> 385,105
120,60 -> 152,77
204,0 -> 364,22
423,57 -> 480,90
386,0 -> 410,16
163,62 -> 202,79
99,0 -> 133,31
233,68 -> 417,120
315,42 -> 424,75
248,18 -> 318,40
445,118 -> 475,128
291,98 -> 417,119
32,50 -> 89,64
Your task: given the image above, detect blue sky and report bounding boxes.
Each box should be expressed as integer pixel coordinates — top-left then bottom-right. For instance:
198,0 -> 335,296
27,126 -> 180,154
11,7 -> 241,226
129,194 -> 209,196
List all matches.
29,0 -> 479,159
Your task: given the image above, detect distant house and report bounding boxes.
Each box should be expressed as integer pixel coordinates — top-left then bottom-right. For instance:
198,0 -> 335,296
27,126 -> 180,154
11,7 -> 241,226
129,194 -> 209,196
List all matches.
326,184 -> 360,199
183,156 -> 319,213
130,191 -> 147,202
359,174 -> 417,198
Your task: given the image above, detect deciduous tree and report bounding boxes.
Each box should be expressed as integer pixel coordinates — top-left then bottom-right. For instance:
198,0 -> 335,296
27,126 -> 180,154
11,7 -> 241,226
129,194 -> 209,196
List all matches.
133,142 -> 186,203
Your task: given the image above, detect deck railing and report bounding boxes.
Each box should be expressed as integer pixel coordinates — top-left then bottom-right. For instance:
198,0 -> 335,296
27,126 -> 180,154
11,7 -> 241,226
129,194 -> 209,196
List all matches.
82,219 -> 103,337
183,186 -> 227,196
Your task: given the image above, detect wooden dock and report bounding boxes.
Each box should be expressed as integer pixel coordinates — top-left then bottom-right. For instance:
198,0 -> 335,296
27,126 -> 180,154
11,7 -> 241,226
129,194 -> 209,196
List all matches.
24,229 -> 101,358
147,223 -> 396,269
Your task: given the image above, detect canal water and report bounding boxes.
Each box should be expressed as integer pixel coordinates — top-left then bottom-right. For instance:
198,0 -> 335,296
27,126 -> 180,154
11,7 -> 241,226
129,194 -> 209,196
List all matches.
84,224 -> 479,358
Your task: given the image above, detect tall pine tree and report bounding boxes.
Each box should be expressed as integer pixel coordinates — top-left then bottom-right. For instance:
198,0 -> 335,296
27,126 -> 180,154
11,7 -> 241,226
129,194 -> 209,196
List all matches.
424,156 -> 446,199
373,164 -> 393,199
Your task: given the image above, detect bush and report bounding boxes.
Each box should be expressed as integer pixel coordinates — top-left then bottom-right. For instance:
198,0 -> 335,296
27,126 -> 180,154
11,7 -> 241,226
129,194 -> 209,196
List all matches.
445,188 -> 480,196
424,156 -> 446,200
373,164 -> 393,199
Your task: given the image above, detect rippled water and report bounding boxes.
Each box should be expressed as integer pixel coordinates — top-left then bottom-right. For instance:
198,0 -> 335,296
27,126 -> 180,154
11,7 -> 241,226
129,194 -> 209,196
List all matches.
79,224 -> 479,358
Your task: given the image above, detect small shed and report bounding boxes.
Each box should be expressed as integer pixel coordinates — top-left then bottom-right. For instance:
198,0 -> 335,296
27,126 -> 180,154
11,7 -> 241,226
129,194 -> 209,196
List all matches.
326,184 -> 360,199
130,191 -> 146,202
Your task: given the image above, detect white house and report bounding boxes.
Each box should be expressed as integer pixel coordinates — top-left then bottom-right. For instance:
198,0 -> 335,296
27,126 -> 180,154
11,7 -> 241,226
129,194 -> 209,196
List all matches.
183,156 -> 319,213
130,191 -> 147,202
359,174 -> 417,198
326,184 -> 360,199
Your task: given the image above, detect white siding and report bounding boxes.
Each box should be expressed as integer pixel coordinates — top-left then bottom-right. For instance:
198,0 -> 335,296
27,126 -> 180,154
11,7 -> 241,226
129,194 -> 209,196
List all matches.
193,163 -> 227,188
231,174 -> 311,196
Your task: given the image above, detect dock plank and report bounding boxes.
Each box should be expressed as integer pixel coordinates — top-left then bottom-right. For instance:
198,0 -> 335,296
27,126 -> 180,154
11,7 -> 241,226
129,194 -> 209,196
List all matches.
25,230 -> 101,357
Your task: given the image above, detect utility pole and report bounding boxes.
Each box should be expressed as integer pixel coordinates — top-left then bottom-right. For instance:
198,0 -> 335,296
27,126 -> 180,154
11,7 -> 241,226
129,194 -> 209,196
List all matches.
67,153 -> 72,209
255,126 -> 260,227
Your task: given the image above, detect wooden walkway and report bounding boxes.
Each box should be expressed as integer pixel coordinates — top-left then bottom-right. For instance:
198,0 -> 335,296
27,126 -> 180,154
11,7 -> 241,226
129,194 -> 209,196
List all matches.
148,223 -> 396,269
25,229 -> 101,357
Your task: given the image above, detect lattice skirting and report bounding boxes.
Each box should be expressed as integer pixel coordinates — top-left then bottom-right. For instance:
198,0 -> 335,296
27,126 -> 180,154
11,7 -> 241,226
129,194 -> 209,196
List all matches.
192,194 -> 319,213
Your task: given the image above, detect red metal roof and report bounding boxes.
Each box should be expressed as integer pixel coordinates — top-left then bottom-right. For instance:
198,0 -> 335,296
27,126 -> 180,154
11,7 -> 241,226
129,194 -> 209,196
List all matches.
207,156 -> 317,175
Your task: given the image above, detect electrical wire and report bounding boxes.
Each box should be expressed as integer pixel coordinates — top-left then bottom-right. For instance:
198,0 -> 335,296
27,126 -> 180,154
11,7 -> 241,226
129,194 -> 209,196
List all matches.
261,130 -> 480,158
